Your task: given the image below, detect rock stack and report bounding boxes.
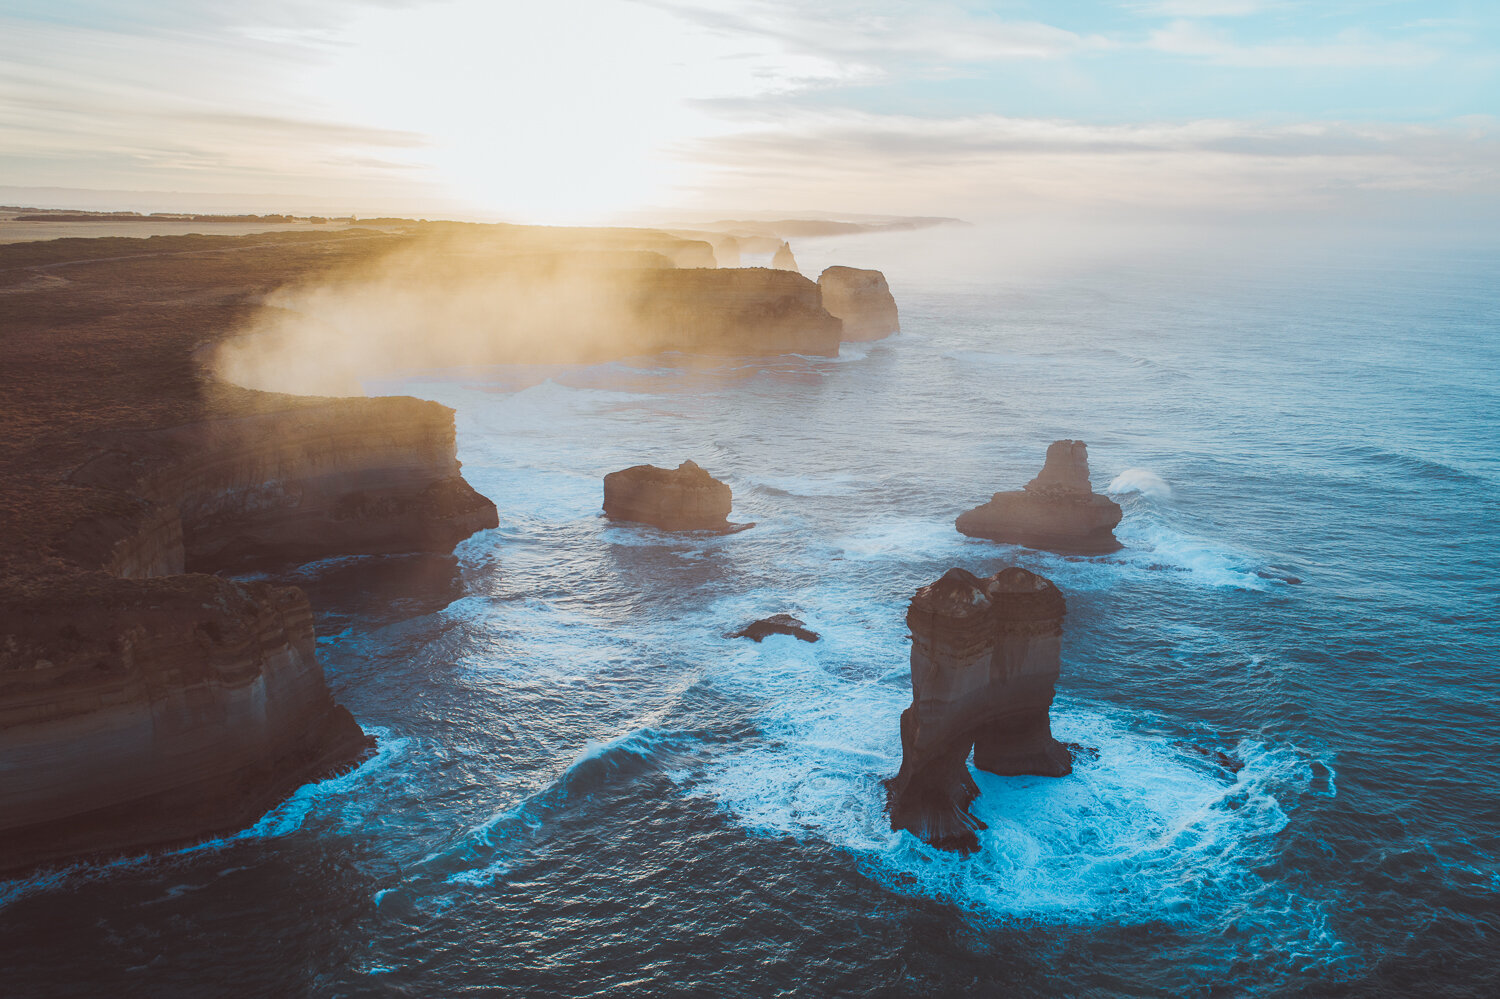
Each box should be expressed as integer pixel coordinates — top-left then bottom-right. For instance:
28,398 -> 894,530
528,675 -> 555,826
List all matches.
817,266 -> 899,341
886,566 -> 1071,854
771,241 -> 799,272
956,440 -> 1122,554
602,460 -> 739,532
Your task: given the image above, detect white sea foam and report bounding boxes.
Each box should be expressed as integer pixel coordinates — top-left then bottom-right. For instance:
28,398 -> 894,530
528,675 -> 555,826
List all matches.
697,640 -> 1326,932
1108,468 -> 1173,499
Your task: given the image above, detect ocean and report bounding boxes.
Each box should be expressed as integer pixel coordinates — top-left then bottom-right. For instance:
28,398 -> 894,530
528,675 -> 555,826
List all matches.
3,224 -> 1497,996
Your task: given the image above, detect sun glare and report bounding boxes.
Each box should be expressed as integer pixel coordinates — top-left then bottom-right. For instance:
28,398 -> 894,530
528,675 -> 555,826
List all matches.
305,0 -> 795,221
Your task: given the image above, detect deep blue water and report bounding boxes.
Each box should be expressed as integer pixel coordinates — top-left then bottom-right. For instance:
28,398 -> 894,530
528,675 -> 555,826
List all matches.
3,227 -> 1498,996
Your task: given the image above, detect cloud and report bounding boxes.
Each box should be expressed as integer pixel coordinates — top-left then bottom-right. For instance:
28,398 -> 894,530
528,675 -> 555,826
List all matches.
1144,19 -> 1444,67
1125,0 -> 1285,16
642,0 -> 1114,74
675,109 -> 1500,216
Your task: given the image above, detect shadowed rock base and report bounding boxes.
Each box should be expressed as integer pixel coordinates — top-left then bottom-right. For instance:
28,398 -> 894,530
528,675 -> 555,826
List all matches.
956,440 -> 1123,554
886,566 -> 1072,854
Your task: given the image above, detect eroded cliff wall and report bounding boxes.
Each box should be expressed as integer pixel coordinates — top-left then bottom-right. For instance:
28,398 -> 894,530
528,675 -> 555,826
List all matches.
68,397 -> 497,573
0,575 -> 369,871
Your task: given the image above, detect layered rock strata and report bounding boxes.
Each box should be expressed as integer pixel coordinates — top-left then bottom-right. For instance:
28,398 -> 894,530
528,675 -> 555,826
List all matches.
602,460 -> 738,533
0,575 -> 370,872
886,567 -> 1071,854
956,440 -> 1123,554
817,266 -> 900,341
0,233 -> 501,875
67,397 -> 497,573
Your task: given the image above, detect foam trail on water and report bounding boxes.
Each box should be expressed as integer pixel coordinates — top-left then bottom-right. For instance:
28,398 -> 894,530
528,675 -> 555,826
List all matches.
695,636 -> 1339,970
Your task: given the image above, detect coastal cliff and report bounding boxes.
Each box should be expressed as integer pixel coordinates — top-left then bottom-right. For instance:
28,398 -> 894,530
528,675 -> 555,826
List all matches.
67,397 -> 496,573
0,575 -> 369,871
0,231 -> 498,875
956,440 -> 1123,554
0,221 -> 882,873
886,567 -> 1071,853
818,266 -> 899,341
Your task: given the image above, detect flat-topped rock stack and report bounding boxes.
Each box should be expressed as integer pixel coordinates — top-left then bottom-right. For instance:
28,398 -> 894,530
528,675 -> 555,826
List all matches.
886,566 -> 1072,854
956,440 -> 1123,554
602,460 -> 742,533
817,266 -> 900,341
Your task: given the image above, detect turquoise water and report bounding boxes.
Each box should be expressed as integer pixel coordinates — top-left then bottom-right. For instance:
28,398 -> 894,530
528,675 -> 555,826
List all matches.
2,227 -> 1497,996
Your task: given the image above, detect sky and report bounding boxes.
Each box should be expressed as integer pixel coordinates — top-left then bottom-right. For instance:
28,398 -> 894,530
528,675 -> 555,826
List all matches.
0,0 -> 1496,224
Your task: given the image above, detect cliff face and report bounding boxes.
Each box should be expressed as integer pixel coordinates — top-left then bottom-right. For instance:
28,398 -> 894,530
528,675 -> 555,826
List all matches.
817,266 -> 900,341
956,440 -> 1123,554
0,574 -> 370,872
886,567 -> 1071,854
0,233 -> 502,875
630,268 -> 842,358
67,397 -> 497,573
602,460 -> 735,532
1,398 -> 496,874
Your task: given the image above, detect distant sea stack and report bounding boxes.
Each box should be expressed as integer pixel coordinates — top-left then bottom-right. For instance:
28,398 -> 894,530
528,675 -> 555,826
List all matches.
817,266 -> 899,341
956,440 -> 1122,554
771,241 -> 799,272
886,567 -> 1072,854
603,460 -> 741,532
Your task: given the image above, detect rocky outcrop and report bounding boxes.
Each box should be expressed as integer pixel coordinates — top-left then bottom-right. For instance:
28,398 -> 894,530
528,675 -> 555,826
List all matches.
817,266 -> 899,341
603,460 -> 742,533
731,614 -> 819,643
771,241 -> 799,272
886,567 -> 1071,854
629,268 -> 842,358
956,440 -> 1122,554
0,574 -> 370,872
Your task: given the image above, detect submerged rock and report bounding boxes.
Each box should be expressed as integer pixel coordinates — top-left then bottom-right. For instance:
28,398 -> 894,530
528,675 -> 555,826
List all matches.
817,266 -> 899,341
886,566 -> 1072,854
956,440 -> 1122,554
731,614 -> 819,643
603,460 -> 742,533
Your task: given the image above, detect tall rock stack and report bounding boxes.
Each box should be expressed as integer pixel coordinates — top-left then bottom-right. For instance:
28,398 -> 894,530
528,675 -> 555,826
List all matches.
886,566 -> 1071,854
956,440 -> 1123,554
817,266 -> 899,341
771,241 -> 799,272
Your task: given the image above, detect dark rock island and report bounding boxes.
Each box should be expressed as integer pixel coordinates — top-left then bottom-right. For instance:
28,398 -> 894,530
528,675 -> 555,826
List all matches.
603,460 -> 741,533
817,266 -> 900,341
886,566 -> 1072,854
956,440 -> 1122,554
731,614 -> 819,643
